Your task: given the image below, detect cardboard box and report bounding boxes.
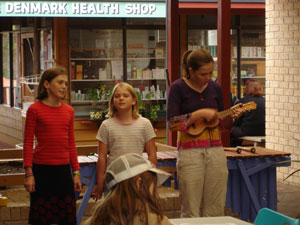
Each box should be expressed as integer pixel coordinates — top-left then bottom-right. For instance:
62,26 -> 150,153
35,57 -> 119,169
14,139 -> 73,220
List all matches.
99,69 -> 106,80
155,48 -> 164,58
143,69 -> 152,79
70,62 -> 76,79
76,65 -> 83,80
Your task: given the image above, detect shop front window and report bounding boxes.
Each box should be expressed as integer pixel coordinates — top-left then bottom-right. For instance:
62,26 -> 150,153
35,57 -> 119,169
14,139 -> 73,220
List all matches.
126,28 -> 166,119
2,33 -> 10,105
231,29 -> 265,98
188,29 -> 218,81
69,23 -> 167,120
40,28 -> 54,71
69,28 -> 123,116
1,27 -> 22,108
12,28 -> 22,108
187,15 -> 265,99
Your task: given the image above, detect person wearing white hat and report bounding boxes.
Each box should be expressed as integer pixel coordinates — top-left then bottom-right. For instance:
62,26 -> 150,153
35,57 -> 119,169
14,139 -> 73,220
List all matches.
84,153 -> 174,225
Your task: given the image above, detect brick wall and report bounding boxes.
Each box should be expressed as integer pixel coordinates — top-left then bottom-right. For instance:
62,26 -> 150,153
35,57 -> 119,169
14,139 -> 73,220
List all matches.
0,206 -> 29,225
266,0 -> 300,185
0,190 -> 180,225
0,106 -> 23,146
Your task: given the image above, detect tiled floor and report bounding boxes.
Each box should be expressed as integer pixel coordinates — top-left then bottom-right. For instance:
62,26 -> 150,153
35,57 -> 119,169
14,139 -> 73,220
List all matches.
277,181 -> 300,219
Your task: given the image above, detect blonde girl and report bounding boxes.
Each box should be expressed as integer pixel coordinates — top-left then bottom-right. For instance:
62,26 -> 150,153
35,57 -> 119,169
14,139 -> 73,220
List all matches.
91,82 -> 157,200
85,154 -> 172,225
23,66 -> 82,225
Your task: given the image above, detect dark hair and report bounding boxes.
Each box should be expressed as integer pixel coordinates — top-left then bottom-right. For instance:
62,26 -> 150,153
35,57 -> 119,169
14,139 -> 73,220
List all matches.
37,67 -> 68,100
182,49 -> 214,79
244,79 -> 264,97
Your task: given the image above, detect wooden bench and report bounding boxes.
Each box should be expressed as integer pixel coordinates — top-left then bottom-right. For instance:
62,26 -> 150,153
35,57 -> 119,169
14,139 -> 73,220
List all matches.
236,136 -> 265,147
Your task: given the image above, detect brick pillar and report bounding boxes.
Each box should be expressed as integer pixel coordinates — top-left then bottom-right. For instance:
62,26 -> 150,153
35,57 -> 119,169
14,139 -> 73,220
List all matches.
266,0 -> 300,184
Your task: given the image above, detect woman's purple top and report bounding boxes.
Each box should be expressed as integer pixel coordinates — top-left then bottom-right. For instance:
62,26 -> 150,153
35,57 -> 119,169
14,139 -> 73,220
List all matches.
167,79 -> 225,149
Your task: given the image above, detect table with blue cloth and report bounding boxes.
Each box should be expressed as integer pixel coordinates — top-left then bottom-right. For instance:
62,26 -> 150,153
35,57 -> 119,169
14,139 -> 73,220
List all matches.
77,146 -> 290,224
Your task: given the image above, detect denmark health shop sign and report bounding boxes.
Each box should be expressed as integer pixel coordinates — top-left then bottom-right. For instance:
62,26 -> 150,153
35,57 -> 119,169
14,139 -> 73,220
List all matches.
0,1 -> 166,18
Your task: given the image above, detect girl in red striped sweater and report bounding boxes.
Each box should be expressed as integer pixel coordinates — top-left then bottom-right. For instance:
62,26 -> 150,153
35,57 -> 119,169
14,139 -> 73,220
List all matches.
23,67 -> 82,225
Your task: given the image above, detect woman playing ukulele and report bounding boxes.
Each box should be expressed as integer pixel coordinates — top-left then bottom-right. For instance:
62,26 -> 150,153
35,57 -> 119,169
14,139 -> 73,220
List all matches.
167,49 -> 243,218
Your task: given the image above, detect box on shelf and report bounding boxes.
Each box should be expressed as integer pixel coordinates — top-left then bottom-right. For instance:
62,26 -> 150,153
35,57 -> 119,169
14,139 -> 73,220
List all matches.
70,62 -> 76,79
0,196 -> 8,207
76,65 -> 83,80
128,43 -> 143,48
152,68 -> 165,79
143,69 -> 152,79
137,69 -> 142,79
155,48 -> 164,58
99,69 -> 106,80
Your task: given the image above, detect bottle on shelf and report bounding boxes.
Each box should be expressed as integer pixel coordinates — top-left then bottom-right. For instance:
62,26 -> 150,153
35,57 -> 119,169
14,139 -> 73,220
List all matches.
99,49 -> 106,58
83,66 -> 89,79
156,85 -> 161,99
99,68 -> 106,80
106,61 -> 112,79
127,63 -> 132,79
132,67 -> 137,79
137,68 -> 142,79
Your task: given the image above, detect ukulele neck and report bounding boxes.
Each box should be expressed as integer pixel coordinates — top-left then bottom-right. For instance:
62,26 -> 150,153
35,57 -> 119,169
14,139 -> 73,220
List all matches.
217,109 -> 233,119
217,105 -> 240,119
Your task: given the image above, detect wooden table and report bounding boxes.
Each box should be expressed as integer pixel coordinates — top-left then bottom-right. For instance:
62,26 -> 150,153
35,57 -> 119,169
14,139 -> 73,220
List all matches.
77,147 -> 291,224
224,146 -> 290,222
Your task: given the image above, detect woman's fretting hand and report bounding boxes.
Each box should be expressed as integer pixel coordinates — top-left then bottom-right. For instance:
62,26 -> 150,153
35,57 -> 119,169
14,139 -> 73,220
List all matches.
231,103 -> 244,120
201,108 -> 218,123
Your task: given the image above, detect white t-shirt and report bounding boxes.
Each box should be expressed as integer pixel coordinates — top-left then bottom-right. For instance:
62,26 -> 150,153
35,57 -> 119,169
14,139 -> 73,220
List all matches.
96,116 -> 156,164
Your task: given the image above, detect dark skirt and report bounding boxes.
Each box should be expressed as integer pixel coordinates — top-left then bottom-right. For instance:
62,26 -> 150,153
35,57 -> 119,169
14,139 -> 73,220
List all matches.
29,164 -> 76,225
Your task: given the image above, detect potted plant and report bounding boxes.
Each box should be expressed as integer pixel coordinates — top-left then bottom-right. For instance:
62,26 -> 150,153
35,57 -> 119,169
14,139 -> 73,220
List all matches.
149,104 -> 160,120
88,84 -> 108,120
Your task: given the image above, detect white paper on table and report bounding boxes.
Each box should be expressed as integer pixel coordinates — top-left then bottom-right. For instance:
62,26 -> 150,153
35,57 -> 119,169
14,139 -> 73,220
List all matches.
178,223 -> 236,225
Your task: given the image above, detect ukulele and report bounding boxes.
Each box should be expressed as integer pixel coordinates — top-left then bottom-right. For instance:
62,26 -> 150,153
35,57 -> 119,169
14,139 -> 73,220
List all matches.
187,101 -> 257,136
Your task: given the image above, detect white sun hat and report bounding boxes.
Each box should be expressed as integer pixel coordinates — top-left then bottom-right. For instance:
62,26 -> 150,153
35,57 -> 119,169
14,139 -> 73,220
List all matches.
105,153 -> 171,191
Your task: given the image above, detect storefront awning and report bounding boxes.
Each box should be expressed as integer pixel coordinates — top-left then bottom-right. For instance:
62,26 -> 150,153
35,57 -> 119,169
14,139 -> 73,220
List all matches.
178,2 -> 265,15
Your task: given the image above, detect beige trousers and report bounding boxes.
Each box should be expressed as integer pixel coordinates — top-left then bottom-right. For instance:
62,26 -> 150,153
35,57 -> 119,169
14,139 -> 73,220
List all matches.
177,146 -> 228,218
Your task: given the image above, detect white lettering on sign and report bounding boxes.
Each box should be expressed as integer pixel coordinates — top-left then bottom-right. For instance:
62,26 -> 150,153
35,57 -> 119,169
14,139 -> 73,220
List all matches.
5,2 -> 67,14
1,2 -> 164,17
71,3 -> 119,15
125,4 -> 156,15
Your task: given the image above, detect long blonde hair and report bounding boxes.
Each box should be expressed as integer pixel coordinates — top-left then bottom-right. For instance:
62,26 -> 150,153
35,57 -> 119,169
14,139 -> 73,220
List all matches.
84,171 -> 163,225
107,82 -> 140,119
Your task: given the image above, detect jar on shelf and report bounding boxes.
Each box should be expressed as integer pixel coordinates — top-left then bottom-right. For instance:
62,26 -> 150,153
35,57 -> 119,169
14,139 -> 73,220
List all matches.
106,62 -> 112,79
132,67 -> 137,79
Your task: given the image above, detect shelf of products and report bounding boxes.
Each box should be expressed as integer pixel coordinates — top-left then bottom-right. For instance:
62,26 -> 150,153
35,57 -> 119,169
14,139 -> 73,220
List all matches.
69,28 -> 167,119
187,29 -> 265,98
231,29 -> 265,97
